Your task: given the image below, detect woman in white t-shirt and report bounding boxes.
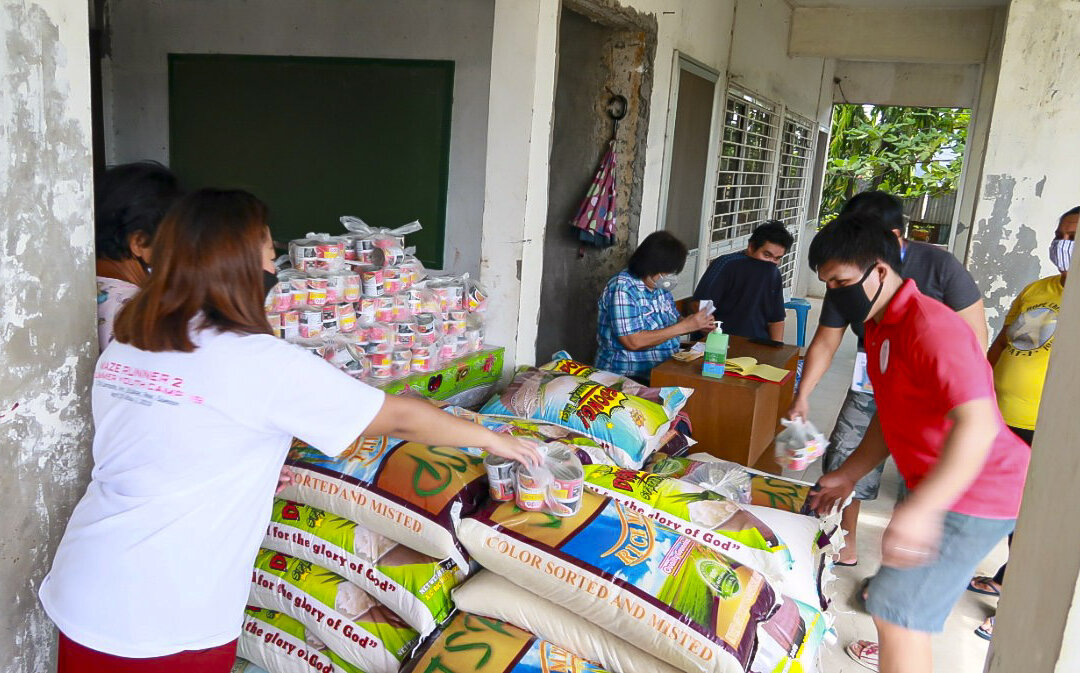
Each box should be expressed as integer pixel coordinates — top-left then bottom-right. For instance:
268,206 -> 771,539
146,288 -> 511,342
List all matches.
94,161 -> 184,351
41,189 -> 539,673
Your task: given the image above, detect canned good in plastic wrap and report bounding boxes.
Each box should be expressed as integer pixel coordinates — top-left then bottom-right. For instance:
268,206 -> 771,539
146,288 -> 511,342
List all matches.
343,273 -> 361,302
336,304 -> 357,333
372,296 -> 394,322
290,238 -> 345,272
515,469 -> 546,511
393,321 -> 416,349
383,267 -> 404,295
465,328 -> 484,353
369,343 -> 393,367
485,454 -> 516,502
323,273 -> 346,304
266,312 -> 283,338
360,267 -> 383,298
298,310 -> 323,339
370,363 -> 393,380
306,278 -> 328,307
366,322 -> 393,344
548,446 -> 585,517
321,307 -> 339,335
410,350 -> 435,372
358,298 -> 376,322
280,310 -> 299,340
414,313 -> 438,344
438,339 -> 456,362
372,244 -> 406,268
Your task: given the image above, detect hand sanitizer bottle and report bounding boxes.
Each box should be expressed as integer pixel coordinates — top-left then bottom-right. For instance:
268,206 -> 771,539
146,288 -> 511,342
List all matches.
702,322 -> 728,379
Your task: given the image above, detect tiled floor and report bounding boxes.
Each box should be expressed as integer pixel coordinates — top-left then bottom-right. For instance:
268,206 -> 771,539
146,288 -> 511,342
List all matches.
781,299 -> 1008,672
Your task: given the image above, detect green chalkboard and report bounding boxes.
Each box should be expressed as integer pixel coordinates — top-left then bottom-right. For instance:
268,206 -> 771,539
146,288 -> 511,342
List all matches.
168,54 -> 454,268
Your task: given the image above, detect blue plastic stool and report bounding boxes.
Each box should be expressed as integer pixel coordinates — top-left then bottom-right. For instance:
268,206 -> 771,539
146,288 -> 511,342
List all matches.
784,298 -> 812,348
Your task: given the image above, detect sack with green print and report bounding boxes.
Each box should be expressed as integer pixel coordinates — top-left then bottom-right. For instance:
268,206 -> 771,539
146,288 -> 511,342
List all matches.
249,548 -> 419,673
240,604 -> 365,673
645,453 -> 816,515
582,465 -> 794,579
479,367 -> 692,468
401,611 -> 614,673
280,435 -> 490,570
263,499 -> 465,636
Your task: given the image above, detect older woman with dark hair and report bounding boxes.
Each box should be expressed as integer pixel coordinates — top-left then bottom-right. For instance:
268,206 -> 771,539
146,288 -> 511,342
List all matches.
595,231 -> 715,378
40,188 -> 539,673
94,161 -> 184,349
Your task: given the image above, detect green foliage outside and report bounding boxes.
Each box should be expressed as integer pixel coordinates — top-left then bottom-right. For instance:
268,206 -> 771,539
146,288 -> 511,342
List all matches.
820,105 -> 970,224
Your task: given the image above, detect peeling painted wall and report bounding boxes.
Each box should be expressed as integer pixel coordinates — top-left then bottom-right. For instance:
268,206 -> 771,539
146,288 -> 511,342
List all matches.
0,2 -> 96,672
966,0 -> 1080,333
536,6 -> 657,363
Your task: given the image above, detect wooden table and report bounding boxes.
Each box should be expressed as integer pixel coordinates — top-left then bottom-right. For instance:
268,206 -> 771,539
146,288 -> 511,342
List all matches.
650,336 -> 799,474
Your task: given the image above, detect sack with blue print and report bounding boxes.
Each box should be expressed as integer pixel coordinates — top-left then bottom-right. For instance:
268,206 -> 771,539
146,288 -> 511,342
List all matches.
479,367 -> 692,469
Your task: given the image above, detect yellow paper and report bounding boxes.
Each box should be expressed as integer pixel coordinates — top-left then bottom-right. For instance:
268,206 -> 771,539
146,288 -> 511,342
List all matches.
724,357 -> 789,383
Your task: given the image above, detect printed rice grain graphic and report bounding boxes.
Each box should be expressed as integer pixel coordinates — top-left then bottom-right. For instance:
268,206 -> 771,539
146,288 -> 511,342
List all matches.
375,442 -> 486,514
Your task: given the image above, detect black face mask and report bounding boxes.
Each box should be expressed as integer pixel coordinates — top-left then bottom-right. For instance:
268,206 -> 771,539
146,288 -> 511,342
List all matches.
263,270 -> 281,295
825,265 -> 884,326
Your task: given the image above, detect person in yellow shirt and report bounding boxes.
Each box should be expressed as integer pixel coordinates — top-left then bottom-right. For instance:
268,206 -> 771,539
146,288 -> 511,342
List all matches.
966,205 -> 1077,640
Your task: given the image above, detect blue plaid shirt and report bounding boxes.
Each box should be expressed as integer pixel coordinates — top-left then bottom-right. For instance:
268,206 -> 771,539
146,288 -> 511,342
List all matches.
596,270 -> 681,376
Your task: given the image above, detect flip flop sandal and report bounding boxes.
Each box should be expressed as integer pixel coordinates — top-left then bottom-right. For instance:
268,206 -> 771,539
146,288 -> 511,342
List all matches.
967,576 -> 1002,597
835,559 -> 859,567
975,616 -> 995,641
846,640 -> 880,671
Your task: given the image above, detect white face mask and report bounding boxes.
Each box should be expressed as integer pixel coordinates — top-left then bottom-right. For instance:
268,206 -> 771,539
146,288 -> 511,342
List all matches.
1050,239 -> 1074,273
655,274 -> 677,292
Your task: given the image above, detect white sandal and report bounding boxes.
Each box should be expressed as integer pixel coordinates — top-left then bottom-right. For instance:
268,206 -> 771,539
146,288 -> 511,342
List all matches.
846,640 -> 880,671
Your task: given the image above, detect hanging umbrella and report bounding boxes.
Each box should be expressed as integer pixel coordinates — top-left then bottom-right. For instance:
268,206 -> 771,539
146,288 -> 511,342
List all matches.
570,140 -> 618,248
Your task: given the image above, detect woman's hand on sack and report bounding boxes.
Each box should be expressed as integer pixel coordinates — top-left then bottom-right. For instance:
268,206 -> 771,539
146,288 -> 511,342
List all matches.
881,501 -> 944,569
276,466 -> 295,495
486,433 -> 543,468
809,470 -> 855,515
681,308 -> 717,334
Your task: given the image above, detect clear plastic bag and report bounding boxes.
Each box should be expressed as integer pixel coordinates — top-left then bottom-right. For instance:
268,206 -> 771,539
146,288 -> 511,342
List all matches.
774,418 -> 828,470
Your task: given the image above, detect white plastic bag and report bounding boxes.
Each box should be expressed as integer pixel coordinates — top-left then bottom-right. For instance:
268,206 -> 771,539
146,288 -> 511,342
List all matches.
774,418 -> 827,470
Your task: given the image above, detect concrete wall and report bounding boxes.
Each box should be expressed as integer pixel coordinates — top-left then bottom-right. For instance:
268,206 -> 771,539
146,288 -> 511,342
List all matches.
102,0 -> 495,275
985,15 -> 1080,670
965,0 -> 1080,332
832,61 -> 981,108
0,2 -> 97,672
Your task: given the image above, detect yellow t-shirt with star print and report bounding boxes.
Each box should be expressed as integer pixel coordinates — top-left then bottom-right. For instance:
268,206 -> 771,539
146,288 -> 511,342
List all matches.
993,275 -> 1064,430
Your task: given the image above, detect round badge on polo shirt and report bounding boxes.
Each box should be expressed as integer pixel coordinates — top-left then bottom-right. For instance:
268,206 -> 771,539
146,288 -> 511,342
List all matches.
879,339 -> 891,374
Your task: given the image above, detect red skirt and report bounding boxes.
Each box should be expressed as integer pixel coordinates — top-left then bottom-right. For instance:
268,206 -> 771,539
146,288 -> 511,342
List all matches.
57,632 -> 238,673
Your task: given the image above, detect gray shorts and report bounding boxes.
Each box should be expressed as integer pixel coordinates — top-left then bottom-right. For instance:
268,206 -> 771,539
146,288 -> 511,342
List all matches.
823,390 -> 884,500
866,511 -> 1015,632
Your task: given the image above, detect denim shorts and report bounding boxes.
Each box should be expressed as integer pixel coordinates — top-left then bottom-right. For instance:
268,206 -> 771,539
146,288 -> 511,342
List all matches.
823,390 -> 884,500
865,510 -> 1015,632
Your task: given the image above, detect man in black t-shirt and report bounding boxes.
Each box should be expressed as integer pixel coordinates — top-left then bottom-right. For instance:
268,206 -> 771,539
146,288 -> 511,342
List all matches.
791,192 -> 987,565
692,221 -> 794,341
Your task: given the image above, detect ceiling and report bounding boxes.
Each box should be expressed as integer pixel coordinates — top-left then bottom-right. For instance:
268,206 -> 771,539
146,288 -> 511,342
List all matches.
788,0 -> 1008,7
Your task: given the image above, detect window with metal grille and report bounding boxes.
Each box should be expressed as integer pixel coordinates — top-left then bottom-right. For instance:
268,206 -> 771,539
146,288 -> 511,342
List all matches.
711,88 -> 780,254
774,112 -> 815,286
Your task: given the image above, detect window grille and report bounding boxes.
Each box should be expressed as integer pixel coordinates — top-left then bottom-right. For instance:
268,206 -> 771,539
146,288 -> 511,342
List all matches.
774,112 -> 815,287
710,88 -> 780,252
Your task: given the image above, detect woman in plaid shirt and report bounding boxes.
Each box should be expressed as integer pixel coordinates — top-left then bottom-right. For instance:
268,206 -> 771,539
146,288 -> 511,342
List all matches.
596,232 -> 716,379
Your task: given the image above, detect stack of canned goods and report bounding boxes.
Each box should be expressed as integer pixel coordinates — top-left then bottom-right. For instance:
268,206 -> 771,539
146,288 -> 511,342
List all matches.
264,220 -> 491,385
484,443 -> 584,517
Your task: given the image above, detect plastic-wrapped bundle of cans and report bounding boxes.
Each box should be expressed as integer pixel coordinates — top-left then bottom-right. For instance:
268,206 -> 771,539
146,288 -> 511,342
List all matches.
264,218 -> 490,385
484,443 -> 584,517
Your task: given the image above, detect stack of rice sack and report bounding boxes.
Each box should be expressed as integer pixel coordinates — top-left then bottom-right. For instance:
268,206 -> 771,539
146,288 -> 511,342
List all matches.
449,354 -> 841,673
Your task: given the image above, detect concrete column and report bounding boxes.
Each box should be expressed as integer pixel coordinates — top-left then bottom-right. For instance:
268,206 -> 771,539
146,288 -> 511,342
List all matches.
966,0 -> 1080,332
0,2 -> 97,672
479,0 -> 560,370
979,2 -> 1080,671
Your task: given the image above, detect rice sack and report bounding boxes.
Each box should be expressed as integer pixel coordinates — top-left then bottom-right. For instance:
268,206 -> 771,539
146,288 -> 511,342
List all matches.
583,465 -> 793,578
280,435 -> 489,569
453,570 -> 683,673
479,367 -> 692,468
229,659 -> 271,673
457,492 -> 778,673
646,454 -> 816,515
240,605 -> 364,673
749,598 -> 828,673
264,499 -> 464,635
401,611 -> 612,673
249,549 -> 419,673
538,351 -> 662,402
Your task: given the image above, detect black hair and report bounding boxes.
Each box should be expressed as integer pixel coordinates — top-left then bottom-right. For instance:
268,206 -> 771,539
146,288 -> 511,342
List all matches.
748,220 -> 794,252
808,212 -> 903,275
95,161 -> 184,261
1060,206 -> 1080,223
627,231 -> 689,278
840,190 -> 906,237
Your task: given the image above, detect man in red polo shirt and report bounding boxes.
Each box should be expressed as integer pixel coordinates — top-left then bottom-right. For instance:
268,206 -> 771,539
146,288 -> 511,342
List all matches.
806,213 -> 1029,673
